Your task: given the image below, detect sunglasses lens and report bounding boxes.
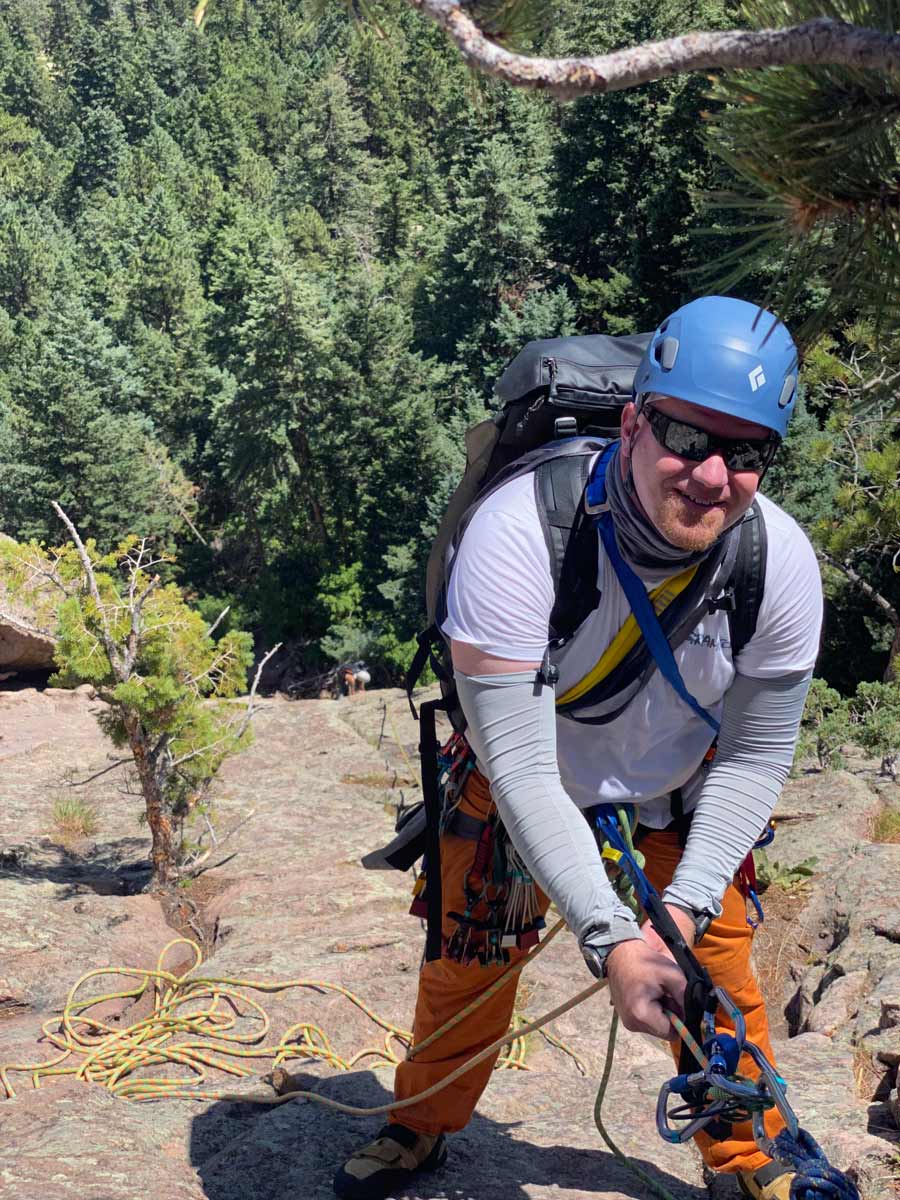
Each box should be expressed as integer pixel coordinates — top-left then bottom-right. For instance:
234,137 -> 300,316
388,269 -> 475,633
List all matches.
663,423 -> 711,461
648,411 -> 710,461
647,407 -> 773,473
724,442 -> 771,472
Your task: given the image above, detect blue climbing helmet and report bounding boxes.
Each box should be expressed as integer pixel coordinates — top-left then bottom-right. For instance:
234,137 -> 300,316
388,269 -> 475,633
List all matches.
633,296 -> 799,439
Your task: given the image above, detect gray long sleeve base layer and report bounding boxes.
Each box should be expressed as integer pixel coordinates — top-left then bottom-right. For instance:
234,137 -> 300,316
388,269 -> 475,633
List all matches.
455,668 -> 811,954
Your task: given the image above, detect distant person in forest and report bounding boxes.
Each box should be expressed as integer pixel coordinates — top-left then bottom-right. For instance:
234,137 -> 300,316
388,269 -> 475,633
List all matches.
339,663 -> 371,698
334,297 -> 822,1200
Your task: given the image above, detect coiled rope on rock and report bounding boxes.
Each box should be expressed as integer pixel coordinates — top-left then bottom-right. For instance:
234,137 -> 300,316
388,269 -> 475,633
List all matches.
0,930 -> 586,1103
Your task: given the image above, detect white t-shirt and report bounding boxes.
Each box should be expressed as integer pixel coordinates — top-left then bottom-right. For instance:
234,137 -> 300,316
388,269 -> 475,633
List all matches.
443,469 -> 823,826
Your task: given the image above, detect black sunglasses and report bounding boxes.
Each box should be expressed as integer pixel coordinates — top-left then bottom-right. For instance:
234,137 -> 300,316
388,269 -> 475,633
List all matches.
641,404 -> 779,474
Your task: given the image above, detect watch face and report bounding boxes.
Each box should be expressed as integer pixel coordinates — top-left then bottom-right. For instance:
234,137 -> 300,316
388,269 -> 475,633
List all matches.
582,944 -> 612,979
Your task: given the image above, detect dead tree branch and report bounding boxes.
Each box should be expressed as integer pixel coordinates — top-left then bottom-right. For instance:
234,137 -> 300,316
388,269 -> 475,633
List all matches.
408,8 -> 900,99
205,605 -> 230,639
228,642 -> 283,743
818,551 -> 900,625
51,502 -> 125,678
65,757 -> 131,788
168,643 -> 282,771
181,807 -> 257,878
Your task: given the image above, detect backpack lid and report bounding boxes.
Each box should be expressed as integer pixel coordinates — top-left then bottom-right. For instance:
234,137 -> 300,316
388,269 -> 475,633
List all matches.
494,333 -> 652,409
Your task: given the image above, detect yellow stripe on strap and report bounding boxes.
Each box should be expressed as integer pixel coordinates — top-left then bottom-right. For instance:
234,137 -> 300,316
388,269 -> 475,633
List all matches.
555,563 -> 700,707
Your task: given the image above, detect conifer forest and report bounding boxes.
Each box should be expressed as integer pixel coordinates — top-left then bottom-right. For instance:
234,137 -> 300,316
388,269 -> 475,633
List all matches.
0,0 -> 897,698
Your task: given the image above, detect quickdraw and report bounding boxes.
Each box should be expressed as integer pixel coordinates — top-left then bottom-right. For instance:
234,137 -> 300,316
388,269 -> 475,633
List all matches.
413,735 -> 547,965
409,733 -> 476,923
438,732 -> 478,831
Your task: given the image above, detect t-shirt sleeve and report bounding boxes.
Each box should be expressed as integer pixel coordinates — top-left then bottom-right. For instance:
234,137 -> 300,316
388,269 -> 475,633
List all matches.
442,505 -> 555,662
735,506 -> 823,679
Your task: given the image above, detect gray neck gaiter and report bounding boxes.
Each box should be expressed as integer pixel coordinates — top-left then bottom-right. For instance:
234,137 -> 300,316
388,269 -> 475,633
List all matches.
604,445 -> 714,572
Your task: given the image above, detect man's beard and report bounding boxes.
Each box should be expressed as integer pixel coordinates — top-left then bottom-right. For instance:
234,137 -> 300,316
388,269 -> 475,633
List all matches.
653,491 -> 728,552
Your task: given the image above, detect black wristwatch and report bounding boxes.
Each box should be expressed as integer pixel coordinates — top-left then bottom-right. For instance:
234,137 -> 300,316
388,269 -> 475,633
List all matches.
581,943 -> 615,980
581,936 -> 641,979
669,903 -> 715,944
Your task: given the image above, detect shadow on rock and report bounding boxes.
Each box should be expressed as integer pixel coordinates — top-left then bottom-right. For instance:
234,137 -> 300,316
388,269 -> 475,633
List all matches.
190,1070 -> 708,1200
0,837 -> 151,895
866,1099 -> 899,1142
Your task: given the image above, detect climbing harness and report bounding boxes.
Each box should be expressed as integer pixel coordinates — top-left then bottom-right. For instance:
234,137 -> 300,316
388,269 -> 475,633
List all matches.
408,733 -> 546,967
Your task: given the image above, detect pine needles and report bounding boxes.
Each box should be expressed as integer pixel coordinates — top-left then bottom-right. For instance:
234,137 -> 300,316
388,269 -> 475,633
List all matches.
457,1 -> 551,45
702,0 -> 900,345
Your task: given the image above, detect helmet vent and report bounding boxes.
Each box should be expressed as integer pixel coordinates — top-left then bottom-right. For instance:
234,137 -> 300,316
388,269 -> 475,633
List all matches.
778,374 -> 796,408
660,336 -> 679,370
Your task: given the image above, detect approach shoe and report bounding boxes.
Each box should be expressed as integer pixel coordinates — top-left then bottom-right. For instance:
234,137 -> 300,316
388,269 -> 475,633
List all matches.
737,1161 -> 795,1200
333,1122 -> 448,1200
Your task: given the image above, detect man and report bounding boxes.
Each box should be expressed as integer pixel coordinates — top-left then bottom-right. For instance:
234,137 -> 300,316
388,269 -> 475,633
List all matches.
334,296 -> 823,1200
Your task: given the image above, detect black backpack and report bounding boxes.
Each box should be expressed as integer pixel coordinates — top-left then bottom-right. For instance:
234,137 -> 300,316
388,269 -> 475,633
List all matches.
407,332 -> 767,729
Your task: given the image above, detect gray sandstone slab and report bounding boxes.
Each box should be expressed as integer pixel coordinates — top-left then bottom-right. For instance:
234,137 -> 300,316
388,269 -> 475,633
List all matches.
772,772 -> 882,872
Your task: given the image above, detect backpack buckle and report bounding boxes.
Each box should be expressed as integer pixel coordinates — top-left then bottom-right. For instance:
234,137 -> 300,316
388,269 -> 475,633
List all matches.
583,494 -> 610,516
536,647 -> 559,688
553,416 -> 578,439
708,587 -> 736,614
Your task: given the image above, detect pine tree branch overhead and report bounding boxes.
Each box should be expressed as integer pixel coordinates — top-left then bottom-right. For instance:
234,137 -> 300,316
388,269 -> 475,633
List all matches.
406,5 -> 900,97
698,2 -> 900,344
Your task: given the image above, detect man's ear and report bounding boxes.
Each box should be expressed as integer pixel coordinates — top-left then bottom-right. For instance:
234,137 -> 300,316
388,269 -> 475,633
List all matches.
620,401 -> 638,458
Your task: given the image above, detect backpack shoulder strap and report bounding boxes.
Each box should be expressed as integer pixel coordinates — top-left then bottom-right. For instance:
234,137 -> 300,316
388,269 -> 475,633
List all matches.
408,438 -> 608,722
727,500 -> 768,660
534,453 -> 600,643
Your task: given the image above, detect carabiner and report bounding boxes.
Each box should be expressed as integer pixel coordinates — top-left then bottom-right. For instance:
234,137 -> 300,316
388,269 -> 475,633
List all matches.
743,1040 -> 799,1138
656,1079 -> 731,1144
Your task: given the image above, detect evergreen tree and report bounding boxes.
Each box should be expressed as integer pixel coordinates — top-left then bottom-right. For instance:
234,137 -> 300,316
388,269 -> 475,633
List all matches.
416,130 -> 555,388
0,202 -> 75,319
547,0 -> 734,331
278,69 -> 379,245
126,185 -> 206,335
0,297 -> 187,547
66,105 -> 129,201
209,246 -> 339,630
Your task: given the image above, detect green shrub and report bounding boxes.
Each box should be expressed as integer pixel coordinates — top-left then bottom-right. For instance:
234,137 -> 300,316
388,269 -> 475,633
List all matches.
795,678 -> 851,772
754,850 -> 819,893
849,678 -> 900,780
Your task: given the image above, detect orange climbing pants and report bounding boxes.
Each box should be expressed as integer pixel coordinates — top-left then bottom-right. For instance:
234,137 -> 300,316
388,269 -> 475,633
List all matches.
392,770 -> 785,1175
